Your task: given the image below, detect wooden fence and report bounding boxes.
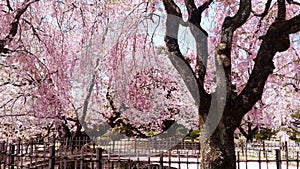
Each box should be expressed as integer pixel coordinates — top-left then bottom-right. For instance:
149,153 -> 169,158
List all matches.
0,137 -> 300,169
235,141 -> 300,169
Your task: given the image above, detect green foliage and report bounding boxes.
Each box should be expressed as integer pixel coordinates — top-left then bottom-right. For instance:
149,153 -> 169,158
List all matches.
254,127 -> 276,140
254,133 -> 267,140
234,133 -> 239,139
147,131 -> 156,136
295,138 -> 300,143
189,129 -> 200,139
291,111 -> 300,119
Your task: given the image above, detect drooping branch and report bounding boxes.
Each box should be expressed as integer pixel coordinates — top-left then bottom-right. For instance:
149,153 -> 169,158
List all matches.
0,0 -> 40,54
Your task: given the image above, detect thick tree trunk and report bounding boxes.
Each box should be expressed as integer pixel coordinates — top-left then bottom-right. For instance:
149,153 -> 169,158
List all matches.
201,124 -> 236,169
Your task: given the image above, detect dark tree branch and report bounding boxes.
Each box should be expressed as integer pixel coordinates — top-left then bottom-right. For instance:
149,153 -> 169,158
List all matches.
185,0 -> 213,25
6,0 -> 39,41
284,83 -> 300,92
234,13 -> 300,127
185,0 -> 197,15
217,0 -> 251,104
162,0 -> 182,17
238,126 -> 248,138
6,0 -> 13,11
0,0 -> 39,54
198,0 -> 214,13
163,0 -> 211,126
22,19 -> 41,41
266,14 -> 300,35
238,122 -> 259,142
277,0 -> 286,20
229,0 -> 252,29
253,0 -> 273,35
184,0 -> 212,86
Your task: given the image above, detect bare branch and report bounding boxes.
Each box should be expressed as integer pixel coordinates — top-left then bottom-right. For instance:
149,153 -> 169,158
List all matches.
284,83 -> 300,92
6,0 -> 13,11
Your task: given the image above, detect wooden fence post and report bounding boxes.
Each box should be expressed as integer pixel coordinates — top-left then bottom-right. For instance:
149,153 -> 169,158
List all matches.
159,152 -> 163,169
296,152 -> 299,169
147,155 -> 151,169
258,150 -> 261,169
0,142 -> 4,165
80,150 -> 84,169
29,139 -> 33,167
9,144 -> 15,169
178,151 -> 181,169
263,141 -> 266,158
49,145 -> 55,169
96,148 -> 102,169
134,138 -> 137,154
285,142 -> 288,169
186,152 -> 189,169
16,139 -> 21,164
276,149 -> 282,169
237,151 -> 240,169
168,151 -> 171,169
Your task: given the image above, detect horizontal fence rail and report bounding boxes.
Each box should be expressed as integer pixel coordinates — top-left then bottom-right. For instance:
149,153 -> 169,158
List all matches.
0,137 -> 299,169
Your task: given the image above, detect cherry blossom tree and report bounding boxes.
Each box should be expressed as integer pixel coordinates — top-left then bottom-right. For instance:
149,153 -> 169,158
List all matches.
160,0 -> 300,168
0,0 -> 300,169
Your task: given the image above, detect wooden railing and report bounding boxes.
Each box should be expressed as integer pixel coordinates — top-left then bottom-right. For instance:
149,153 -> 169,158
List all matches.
1,137 -> 300,169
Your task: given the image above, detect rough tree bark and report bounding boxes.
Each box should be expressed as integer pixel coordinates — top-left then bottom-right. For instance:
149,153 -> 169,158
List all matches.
162,0 -> 300,169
